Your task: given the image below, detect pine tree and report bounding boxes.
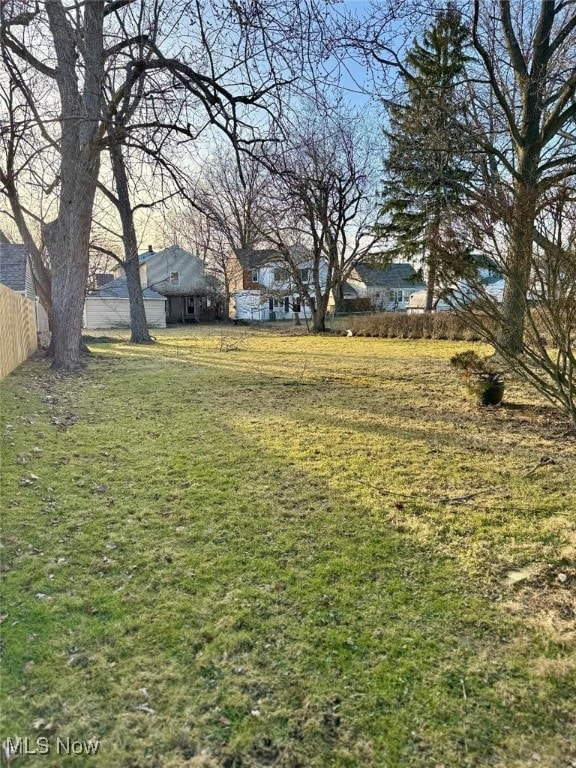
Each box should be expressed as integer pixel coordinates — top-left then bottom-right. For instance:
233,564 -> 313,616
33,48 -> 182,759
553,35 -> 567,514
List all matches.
377,3 -> 473,311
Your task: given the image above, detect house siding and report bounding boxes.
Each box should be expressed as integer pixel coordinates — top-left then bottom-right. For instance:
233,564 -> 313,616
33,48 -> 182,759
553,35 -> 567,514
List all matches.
346,279 -> 417,311
145,249 -> 208,294
83,297 -> 166,329
234,290 -> 264,321
114,263 -> 148,286
35,301 -> 51,347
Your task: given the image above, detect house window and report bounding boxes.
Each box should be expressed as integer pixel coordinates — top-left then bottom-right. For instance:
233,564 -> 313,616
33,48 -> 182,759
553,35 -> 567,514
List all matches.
186,297 -> 195,315
251,269 -> 259,283
293,296 -> 301,313
170,271 -> 180,285
299,268 -> 310,283
389,289 -> 404,304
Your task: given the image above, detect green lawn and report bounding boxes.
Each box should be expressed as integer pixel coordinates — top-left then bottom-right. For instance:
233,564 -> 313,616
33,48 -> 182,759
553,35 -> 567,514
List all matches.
1,327 -> 575,768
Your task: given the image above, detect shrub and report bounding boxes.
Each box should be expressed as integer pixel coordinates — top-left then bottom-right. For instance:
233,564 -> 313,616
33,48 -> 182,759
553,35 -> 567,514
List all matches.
347,311 -> 478,341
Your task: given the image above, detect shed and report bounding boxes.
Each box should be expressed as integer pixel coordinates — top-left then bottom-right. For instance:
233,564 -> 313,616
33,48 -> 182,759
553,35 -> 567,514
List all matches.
83,279 -> 166,329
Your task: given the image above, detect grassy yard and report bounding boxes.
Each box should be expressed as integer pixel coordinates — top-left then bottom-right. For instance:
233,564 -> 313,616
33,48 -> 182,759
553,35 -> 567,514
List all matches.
1,327 -> 575,768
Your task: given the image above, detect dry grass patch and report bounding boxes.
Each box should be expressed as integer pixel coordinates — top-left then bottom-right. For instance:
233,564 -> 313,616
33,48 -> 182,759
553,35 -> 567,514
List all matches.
1,327 -> 575,768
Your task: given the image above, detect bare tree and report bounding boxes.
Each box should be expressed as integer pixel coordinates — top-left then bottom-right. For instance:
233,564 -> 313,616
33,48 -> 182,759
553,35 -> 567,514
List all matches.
166,147 -> 271,320
262,106 -> 382,331
466,1 -> 576,355
440,181 -> 576,424
1,0 -> 334,369
0,77 -> 54,327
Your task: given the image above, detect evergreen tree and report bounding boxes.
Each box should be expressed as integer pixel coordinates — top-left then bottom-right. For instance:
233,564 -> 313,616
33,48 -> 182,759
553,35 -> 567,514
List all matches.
377,3 -> 473,311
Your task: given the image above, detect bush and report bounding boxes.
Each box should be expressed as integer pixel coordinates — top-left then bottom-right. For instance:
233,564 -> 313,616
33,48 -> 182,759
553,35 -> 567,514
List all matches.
347,311 -> 478,340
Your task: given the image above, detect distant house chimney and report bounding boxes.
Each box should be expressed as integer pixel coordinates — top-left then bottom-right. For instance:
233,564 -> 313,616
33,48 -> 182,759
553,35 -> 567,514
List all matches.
148,244 -> 153,253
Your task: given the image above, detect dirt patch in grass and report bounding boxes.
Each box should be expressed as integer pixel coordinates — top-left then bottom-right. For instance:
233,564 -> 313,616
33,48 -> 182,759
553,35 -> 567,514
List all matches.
503,565 -> 576,644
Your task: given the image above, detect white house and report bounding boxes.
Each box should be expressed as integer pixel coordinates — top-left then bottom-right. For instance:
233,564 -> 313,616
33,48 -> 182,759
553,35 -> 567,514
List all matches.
345,263 -> 427,311
230,246 -> 327,321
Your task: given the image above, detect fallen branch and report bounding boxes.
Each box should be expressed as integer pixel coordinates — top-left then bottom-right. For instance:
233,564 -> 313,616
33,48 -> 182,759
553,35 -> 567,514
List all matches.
443,487 -> 499,505
521,456 -> 556,478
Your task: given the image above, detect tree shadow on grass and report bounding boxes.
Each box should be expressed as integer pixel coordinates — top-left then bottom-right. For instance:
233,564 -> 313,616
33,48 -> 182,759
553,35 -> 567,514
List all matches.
3,339 -> 573,767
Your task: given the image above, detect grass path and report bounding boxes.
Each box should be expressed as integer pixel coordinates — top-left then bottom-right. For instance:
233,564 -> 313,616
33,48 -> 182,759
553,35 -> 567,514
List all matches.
1,328 -> 575,767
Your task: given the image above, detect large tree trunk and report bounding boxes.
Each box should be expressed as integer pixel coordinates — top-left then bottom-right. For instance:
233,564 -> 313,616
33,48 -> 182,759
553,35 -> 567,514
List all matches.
331,282 -> 344,315
44,0 -> 105,370
311,293 -> 329,332
124,257 -> 152,342
497,180 -> 538,356
44,136 -> 100,369
45,198 -> 96,370
109,142 -> 152,344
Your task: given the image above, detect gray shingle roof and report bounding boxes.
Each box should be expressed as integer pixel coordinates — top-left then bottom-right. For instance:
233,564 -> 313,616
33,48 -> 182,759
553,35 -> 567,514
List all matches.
139,245 -> 196,263
86,278 -> 165,300
234,248 -> 284,270
234,245 -> 311,270
0,243 -> 29,292
354,263 -> 426,290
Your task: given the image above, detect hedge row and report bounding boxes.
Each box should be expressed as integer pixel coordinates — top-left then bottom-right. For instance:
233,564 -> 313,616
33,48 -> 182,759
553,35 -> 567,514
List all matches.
345,311 -> 486,341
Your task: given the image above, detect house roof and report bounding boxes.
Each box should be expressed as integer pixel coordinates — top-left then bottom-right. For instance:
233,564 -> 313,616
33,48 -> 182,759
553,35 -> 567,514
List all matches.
0,243 -> 29,292
86,278 -> 166,300
354,262 -> 426,290
139,244 -> 197,264
156,278 -> 221,297
234,248 -> 284,270
342,281 -> 359,298
234,245 -> 311,270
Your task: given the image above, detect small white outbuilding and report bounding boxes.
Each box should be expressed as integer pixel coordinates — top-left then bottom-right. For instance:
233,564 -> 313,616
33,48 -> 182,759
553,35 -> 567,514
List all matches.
83,278 -> 166,329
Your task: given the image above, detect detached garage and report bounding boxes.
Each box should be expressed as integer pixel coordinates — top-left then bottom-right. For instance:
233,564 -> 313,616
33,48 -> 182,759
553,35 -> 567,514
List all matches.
83,279 -> 166,329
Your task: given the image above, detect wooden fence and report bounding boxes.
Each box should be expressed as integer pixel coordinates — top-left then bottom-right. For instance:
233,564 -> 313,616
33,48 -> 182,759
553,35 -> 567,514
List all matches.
0,283 -> 38,379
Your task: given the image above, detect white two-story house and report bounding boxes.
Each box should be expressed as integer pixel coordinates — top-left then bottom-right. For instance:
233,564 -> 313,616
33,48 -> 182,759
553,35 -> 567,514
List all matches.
230,246 -> 328,322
